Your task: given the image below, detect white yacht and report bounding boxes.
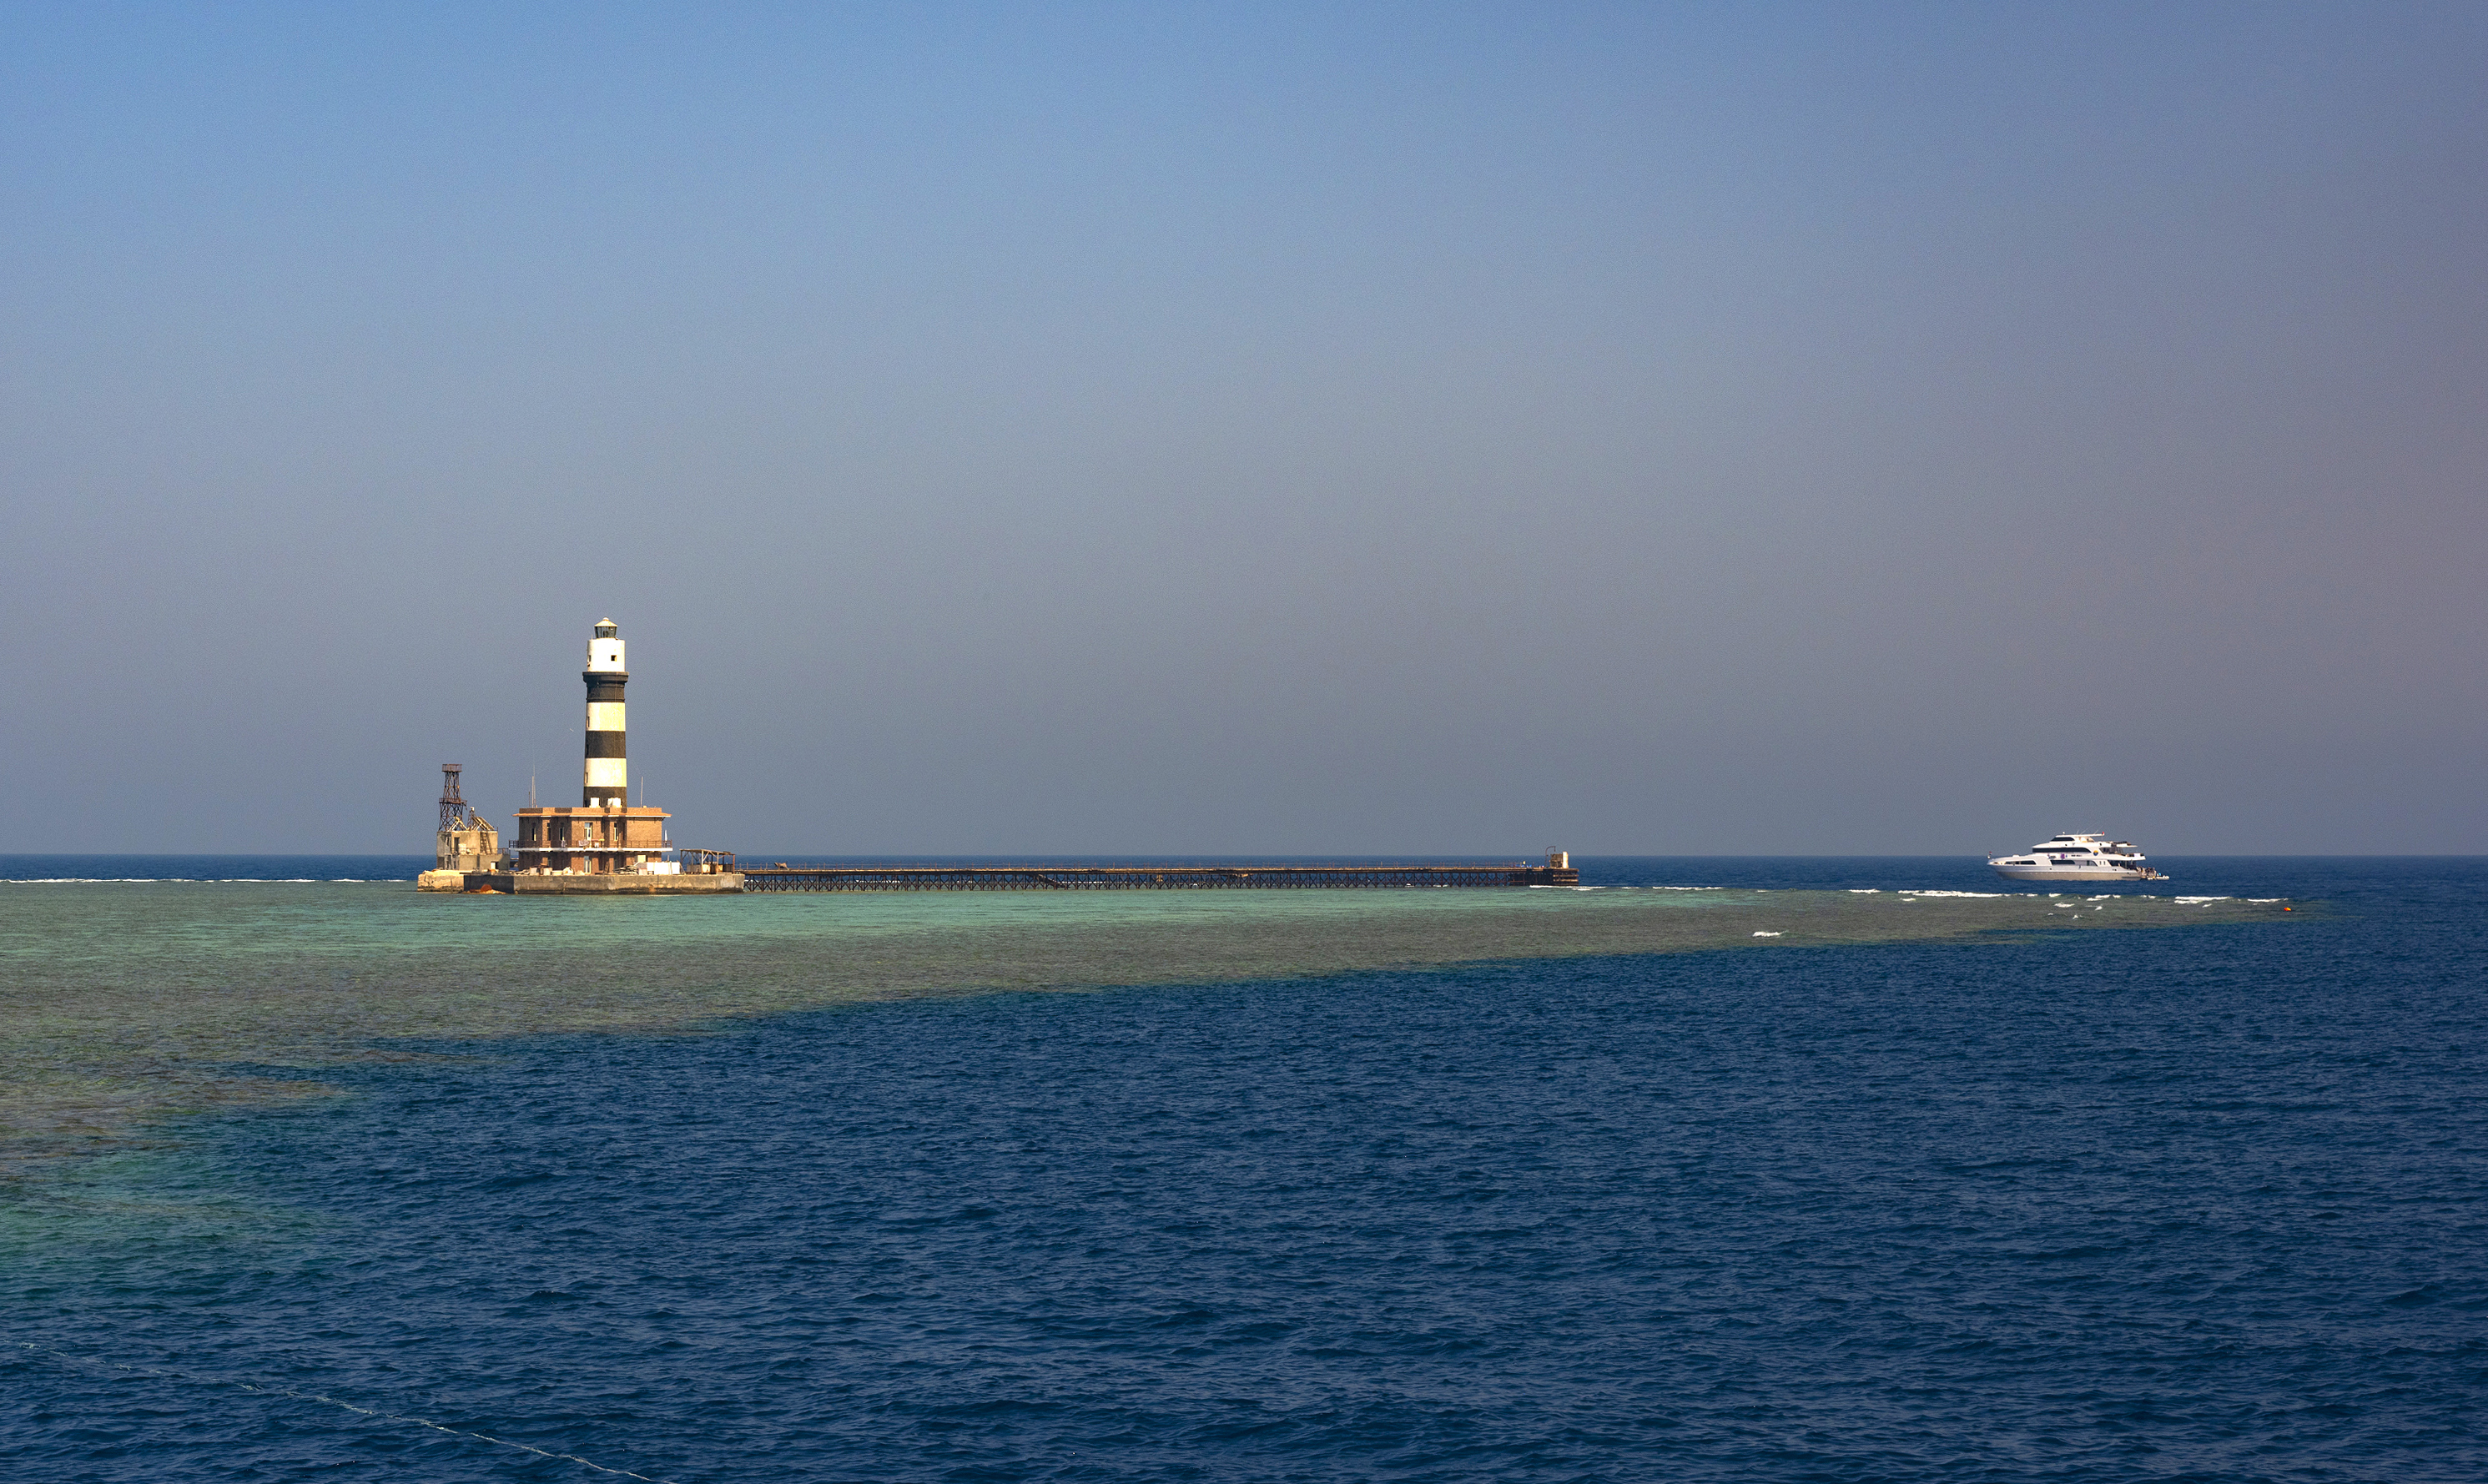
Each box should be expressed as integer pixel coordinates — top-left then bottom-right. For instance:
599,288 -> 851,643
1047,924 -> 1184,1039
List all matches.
1988,833 -> 2166,883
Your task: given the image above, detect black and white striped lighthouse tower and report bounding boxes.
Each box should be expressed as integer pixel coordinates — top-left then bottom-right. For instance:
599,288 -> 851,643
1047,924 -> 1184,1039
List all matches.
507,618 -> 676,874
582,617 -> 627,806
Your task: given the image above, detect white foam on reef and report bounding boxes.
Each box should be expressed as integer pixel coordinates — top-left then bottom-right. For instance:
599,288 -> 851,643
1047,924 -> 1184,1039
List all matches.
1850,889 -> 1881,893
1526,885 -> 1725,892
2175,896 -> 2232,904
1897,890 -> 2007,898
1752,930 -> 1783,937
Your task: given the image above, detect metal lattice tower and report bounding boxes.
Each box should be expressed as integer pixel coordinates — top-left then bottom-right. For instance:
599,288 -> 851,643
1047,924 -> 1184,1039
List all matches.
439,764 -> 467,831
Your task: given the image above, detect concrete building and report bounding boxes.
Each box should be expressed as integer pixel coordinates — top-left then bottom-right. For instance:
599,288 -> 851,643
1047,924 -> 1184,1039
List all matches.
434,765 -> 501,871
510,800 -> 674,875
418,765 -> 502,889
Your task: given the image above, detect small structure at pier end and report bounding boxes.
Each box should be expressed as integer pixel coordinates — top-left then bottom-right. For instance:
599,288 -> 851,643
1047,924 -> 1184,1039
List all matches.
420,619 -> 742,894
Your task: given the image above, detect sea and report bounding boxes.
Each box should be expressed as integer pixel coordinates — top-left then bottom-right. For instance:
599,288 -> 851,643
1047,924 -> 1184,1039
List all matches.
1,856 -> 2480,1482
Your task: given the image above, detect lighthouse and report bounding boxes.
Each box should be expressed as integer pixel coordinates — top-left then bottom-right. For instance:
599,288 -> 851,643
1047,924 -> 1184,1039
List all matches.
421,618 -> 740,893
583,617 -> 627,806
503,618 -> 677,876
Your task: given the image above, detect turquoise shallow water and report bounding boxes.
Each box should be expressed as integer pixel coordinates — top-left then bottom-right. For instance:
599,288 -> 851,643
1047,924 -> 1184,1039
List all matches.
2,858 -> 2473,1481
0,856 -> 2289,1175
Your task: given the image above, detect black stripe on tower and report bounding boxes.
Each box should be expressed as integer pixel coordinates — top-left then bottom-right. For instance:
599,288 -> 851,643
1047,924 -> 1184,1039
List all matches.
585,732 -> 627,758
584,672 -> 628,702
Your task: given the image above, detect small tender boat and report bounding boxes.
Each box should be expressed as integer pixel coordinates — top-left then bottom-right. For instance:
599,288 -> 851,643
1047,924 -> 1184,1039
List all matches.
1988,833 -> 2166,883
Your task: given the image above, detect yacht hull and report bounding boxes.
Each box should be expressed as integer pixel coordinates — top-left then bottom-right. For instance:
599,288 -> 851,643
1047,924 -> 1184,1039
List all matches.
1990,863 -> 2155,883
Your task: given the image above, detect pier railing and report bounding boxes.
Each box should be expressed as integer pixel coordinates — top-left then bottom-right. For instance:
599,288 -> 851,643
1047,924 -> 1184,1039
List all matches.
736,862 -> 1577,892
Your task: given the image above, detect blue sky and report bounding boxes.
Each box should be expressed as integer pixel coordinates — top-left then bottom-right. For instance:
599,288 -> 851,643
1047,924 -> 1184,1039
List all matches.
4,3 -> 2482,853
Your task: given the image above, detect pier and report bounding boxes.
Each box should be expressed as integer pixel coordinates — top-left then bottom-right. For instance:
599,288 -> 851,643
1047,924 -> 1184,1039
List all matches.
738,859 -> 1579,892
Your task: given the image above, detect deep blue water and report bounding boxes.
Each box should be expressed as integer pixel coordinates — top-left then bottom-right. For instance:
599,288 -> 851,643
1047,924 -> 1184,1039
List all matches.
6,858 -> 2483,1481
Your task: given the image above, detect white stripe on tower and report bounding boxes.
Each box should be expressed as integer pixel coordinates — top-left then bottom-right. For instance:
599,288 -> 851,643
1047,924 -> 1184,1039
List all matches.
583,617 -> 627,806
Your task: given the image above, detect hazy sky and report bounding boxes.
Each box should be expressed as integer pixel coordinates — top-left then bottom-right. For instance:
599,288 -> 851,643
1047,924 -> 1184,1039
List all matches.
5,3 -> 2482,854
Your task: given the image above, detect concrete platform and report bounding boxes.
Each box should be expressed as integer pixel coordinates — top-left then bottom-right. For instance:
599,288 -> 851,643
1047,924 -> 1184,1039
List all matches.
426,872 -> 744,894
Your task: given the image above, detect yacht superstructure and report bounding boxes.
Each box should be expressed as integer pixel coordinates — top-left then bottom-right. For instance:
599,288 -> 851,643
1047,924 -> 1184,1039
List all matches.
1988,833 -> 2166,883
